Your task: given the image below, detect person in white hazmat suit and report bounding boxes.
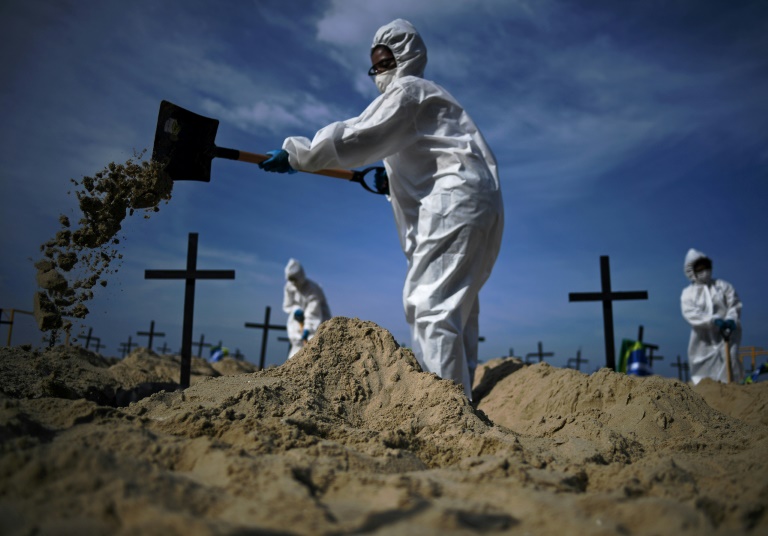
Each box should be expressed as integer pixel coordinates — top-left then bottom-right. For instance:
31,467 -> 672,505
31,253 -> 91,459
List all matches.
260,20 -> 503,399
680,248 -> 743,384
283,259 -> 332,358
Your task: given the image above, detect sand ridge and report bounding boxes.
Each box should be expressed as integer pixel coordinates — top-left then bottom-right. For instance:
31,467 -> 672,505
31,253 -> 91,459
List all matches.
1,316 -> 766,534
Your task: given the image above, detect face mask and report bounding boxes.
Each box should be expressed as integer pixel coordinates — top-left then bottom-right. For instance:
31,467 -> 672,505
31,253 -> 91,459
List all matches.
375,70 -> 397,93
694,269 -> 712,284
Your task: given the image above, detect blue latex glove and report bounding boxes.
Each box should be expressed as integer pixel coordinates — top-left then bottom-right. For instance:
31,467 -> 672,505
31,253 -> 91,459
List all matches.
374,167 -> 389,195
258,150 -> 297,174
714,318 -> 726,330
725,319 -> 737,332
301,329 -> 310,342
294,309 -> 305,323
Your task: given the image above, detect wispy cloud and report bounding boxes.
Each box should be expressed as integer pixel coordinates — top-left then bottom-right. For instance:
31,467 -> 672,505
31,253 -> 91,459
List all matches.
200,95 -> 341,136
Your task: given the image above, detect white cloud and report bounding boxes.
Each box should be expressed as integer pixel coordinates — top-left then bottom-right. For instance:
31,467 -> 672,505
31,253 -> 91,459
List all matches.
199,94 -> 343,136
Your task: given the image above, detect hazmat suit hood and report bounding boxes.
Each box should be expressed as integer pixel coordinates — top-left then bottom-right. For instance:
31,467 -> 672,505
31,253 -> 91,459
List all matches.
684,248 -> 711,282
372,19 -> 427,80
285,258 -> 306,286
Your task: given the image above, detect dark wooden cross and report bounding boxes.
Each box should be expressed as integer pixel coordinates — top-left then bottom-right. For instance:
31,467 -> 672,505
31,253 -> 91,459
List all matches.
145,232 -> 235,388
569,256 -> 648,371
91,337 -> 105,353
0,309 -> 11,348
245,306 -> 287,370
192,333 -> 212,357
646,346 -> 663,366
567,349 -> 588,371
1,308 -> 15,348
158,342 -> 170,354
525,341 -> 553,364
137,320 -> 165,351
670,355 -> 690,382
637,325 -> 663,367
233,348 -> 244,360
119,336 -> 137,358
2,308 -> 35,346
78,327 -> 95,349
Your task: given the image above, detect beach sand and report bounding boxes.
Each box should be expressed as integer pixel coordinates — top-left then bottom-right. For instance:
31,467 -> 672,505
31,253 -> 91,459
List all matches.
1,316 -> 766,535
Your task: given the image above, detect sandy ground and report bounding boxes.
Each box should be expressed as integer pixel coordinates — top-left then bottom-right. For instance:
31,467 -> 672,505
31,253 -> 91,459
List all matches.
1,316 -> 766,535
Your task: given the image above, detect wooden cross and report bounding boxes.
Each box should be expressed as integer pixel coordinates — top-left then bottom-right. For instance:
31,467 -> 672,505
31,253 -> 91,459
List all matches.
119,336 -> 137,358
569,256 -> 648,371
670,355 -> 690,382
137,320 -> 165,351
566,349 -> 588,371
637,325 -> 663,366
0,308 -> 11,332
646,346 -> 663,366
158,342 -> 170,354
192,333 -> 212,357
2,308 -> 36,346
233,348 -> 244,360
145,233 -> 235,388
90,337 -> 105,353
738,346 -> 768,373
525,341 -> 553,364
77,327 -> 95,349
245,306 -> 287,370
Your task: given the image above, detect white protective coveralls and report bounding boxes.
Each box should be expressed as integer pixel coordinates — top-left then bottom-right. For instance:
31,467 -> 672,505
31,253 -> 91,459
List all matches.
283,259 -> 332,358
680,248 -> 743,384
281,19 -> 504,398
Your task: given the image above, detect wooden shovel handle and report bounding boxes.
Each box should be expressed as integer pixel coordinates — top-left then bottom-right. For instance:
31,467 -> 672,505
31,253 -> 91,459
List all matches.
237,150 -> 355,181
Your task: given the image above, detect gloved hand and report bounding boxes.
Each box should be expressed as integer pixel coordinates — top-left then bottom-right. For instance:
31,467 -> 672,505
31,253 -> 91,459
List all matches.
725,319 -> 737,332
258,150 -> 297,174
374,167 -> 389,195
294,309 -> 305,323
301,329 -> 310,342
713,318 -> 725,330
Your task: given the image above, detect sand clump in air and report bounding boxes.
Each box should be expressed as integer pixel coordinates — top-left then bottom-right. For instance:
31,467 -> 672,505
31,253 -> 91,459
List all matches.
32,151 -> 172,338
1,316 -> 767,535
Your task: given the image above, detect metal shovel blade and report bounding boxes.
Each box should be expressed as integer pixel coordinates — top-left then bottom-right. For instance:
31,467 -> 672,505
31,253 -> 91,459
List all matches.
152,100 -> 219,182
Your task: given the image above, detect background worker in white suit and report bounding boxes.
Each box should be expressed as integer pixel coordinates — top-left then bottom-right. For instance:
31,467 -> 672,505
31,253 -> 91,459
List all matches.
681,248 -> 743,384
283,258 -> 332,358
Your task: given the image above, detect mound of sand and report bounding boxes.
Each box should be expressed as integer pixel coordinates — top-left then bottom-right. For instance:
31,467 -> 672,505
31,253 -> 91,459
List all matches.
1,317 -> 766,535
0,345 -> 256,407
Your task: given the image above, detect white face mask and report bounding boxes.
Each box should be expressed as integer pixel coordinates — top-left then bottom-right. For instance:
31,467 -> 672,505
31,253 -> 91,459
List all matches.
694,269 -> 712,284
375,70 -> 397,93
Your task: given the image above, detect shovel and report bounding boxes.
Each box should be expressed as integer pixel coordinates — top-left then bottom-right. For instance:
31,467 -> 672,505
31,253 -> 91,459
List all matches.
151,100 -> 386,195
722,327 -> 733,383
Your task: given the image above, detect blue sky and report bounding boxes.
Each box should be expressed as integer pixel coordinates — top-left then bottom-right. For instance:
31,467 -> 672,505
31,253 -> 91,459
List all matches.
1,0 -> 766,377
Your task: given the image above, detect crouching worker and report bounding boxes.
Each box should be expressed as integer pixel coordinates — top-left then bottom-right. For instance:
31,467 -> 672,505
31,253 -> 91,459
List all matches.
283,258 -> 332,358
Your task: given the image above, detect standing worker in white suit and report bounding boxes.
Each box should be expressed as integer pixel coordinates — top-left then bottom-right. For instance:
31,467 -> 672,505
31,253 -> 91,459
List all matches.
681,248 -> 744,384
260,20 -> 503,399
283,259 -> 332,358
